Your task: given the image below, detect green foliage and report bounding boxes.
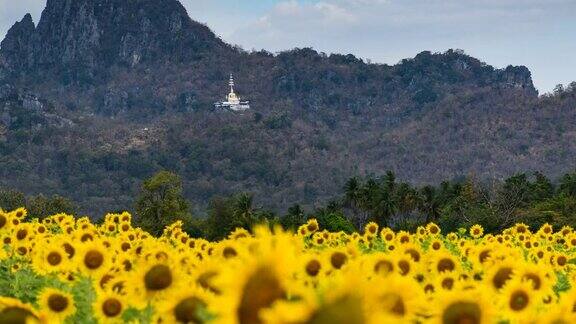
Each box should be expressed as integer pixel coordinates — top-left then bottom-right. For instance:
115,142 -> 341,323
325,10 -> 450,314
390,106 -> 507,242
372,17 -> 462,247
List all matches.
134,171 -> 193,236
560,172 -> 576,197
0,188 -> 26,212
523,195 -> 576,229
0,189 -> 77,220
0,260 -> 98,323
314,209 -> 355,234
281,204 -> 306,230
203,193 -> 271,240
9,168 -> 576,238
339,170 -> 576,235
27,194 -> 76,220
554,271 -> 571,295
264,112 -> 291,129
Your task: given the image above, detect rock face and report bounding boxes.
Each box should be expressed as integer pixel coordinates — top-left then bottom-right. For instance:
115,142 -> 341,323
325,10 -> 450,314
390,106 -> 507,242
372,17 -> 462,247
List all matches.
0,0 -> 227,78
0,83 -> 73,132
501,66 -> 536,93
0,14 -> 36,71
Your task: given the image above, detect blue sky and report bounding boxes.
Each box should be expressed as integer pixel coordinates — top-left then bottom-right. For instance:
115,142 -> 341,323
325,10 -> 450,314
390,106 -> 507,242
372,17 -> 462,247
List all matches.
1,0 -> 575,93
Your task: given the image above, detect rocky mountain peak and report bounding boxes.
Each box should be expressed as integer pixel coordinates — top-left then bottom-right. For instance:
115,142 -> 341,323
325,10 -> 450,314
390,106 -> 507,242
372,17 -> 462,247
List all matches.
501,65 -> 536,93
0,14 -> 36,71
0,0 -> 227,79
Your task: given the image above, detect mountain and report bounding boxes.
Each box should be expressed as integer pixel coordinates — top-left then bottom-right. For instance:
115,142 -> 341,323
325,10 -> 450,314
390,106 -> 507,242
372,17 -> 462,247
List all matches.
0,0 -> 574,216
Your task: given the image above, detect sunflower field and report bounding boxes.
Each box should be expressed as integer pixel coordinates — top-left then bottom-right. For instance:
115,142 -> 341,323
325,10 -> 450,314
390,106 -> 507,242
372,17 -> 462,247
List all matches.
0,208 -> 575,323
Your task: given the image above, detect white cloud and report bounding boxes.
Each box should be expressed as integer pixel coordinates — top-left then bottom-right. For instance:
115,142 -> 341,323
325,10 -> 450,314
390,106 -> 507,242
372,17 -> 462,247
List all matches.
314,2 -> 357,23
224,0 -> 576,92
271,1 -> 356,25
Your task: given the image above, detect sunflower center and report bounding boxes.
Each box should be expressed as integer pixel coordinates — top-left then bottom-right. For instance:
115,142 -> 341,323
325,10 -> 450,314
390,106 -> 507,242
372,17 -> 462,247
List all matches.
81,233 -> 93,242
174,296 -> 206,323
479,250 -> 491,263
405,249 -> 420,262
307,223 -> 318,232
523,273 -> 541,290
330,252 -> 347,269
557,256 -> 567,266
237,267 -> 286,324
306,260 -> 321,276
442,278 -> 455,290
0,215 -> 6,228
121,242 -> 131,251
16,229 -> 27,240
47,252 -> 62,266
442,301 -> 481,324
123,260 -> 132,271
0,307 -> 38,323
63,243 -> 75,258
84,250 -> 104,269
374,260 -> 394,274
144,264 -> 173,291
509,290 -> 529,311
437,258 -> 455,272
102,298 -> 122,317
223,247 -> 238,258
492,267 -> 513,289
398,260 -> 410,275
48,294 -> 69,312
197,271 -> 221,295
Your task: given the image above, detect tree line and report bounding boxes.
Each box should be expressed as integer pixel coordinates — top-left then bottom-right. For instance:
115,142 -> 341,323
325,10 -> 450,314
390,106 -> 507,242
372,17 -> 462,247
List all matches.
3,169 -> 576,239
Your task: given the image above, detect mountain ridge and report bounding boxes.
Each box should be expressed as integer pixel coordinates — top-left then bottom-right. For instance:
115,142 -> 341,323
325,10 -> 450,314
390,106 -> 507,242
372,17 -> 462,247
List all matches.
0,0 -> 574,217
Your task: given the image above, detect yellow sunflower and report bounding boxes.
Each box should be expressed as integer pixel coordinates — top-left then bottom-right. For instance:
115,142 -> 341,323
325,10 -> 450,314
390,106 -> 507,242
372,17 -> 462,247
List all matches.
154,284 -> 214,323
93,289 -> 126,324
0,296 -> 45,323
469,225 -> 484,239
500,278 -> 537,322
75,241 -> 112,277
37,288 -> 76,322
432,287 -> 495,324
31,242 -> 70,275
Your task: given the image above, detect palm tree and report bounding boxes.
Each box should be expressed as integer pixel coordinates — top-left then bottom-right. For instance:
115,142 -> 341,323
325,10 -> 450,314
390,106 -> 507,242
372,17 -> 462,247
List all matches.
232,193 -> 255,227
560,172 -> 576,197
344,177 -> 361,210
371,183 -> 398,227
384,171 -> 396,192
282,204 -> 305,229
419,185 -> 440,223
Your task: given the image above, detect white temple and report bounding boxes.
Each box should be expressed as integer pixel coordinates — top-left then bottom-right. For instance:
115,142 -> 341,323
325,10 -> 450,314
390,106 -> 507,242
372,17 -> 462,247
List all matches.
214,74 -> 250,111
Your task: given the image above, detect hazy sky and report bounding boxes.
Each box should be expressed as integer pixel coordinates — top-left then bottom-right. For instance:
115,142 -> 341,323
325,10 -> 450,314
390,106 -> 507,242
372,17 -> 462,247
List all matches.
1,0 -> 575,93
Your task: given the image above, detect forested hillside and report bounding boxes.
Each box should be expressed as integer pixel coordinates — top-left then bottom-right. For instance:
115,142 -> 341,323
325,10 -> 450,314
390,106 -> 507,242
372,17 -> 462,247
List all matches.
0,0 -> 575,216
